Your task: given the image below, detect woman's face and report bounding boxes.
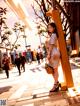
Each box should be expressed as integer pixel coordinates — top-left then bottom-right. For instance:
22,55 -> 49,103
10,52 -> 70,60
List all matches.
48,25 -> 55,34
4,55 -> 7,58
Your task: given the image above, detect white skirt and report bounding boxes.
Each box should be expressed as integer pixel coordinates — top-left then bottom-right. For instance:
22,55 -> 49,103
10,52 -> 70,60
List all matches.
49,47 -> 60,68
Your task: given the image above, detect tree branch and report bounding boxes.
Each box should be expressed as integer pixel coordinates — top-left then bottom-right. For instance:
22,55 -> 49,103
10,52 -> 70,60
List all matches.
55,0 -> 72,23
47,0 -> 72,23
32,5 -> 47,26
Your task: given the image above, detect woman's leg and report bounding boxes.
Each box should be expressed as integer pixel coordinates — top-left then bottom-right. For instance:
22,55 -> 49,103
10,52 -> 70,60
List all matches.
48,56 -> 60,92
50,67 -> 60,92
53,67 -> 59,83
17,65 -> 21,75
22,64 -> 25,72
5,69 -> 9,78
49,58 -> 58,82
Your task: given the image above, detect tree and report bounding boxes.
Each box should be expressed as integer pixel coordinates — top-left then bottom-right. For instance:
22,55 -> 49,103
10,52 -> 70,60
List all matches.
2,26 -> 12,48
20,25 -> 27,47
32,0 -> 73,38
11,22 -> 26,51
0,7 -> 7,26
64,2 -> 80,49
0,7 -> 13,50
0,7 -> 7,45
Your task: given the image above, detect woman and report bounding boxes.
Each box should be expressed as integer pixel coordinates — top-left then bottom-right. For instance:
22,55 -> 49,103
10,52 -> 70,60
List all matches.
2,54 -> 10,78
46,22 -> 60,92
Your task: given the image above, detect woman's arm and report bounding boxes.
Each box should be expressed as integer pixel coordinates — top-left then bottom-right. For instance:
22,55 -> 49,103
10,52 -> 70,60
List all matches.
48,34 -> 56,56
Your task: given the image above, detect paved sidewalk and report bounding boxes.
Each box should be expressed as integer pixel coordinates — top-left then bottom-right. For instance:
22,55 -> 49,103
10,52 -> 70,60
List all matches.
8,91 -> 80,106
0,59 -> 80,106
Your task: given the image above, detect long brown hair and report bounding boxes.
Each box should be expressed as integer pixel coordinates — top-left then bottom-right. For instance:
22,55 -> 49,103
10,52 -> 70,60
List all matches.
48,22 -> 58,38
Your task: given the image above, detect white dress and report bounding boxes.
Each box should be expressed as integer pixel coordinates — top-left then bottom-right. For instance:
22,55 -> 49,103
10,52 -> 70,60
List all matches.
46,33 -> 60,69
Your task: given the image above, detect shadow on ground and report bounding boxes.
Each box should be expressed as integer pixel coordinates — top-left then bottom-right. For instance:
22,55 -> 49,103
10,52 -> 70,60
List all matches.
0,86 -> 12,94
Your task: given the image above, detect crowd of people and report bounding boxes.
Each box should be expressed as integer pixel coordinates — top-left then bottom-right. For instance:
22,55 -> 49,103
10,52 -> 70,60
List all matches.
2,53 -> 26,78
11,46 -> 46,64
2,46 -> 46,78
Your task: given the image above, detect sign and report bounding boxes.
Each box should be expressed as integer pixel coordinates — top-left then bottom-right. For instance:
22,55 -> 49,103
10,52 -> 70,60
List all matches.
0,99 -> 7,106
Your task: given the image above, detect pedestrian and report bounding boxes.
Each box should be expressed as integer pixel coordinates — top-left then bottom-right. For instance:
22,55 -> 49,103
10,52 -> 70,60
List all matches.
37,46 -> 43,61
2,54 -> 10,78
28,49 -> 32,63
42,44 -> 47,58
20,54 -> 26,72
40,52 -> 43,62
45,22 -> 60,92
15,54 -> 21,75
36,52 -> 40,64
33,49 -> 37,61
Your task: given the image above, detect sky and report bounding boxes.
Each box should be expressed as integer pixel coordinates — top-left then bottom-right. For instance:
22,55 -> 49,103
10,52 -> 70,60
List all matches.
0,0 -> 46,51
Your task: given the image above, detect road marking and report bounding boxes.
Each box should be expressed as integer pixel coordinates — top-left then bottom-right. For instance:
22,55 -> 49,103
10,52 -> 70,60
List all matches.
8,85 -> 27,100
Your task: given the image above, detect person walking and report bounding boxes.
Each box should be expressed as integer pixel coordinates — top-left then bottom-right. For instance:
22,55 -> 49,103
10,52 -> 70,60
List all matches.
2,54 -> 10,78
36,46 -> 42,64
27,49 -> 32,64
36,52 -> 40,64
20,54 -> 26,72
46,22 -> 60,92
15,54 -> 21,75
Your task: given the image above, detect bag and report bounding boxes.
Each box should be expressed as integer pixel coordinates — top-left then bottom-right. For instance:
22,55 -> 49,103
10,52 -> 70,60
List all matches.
45,63 -> 54,74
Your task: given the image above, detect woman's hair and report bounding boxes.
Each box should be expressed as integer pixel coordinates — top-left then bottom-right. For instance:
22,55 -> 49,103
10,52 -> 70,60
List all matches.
48,22 -> 58,38
3,53 -> 7,56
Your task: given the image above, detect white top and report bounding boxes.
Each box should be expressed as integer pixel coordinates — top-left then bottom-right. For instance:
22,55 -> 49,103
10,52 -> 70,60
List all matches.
49,33 -> 57,46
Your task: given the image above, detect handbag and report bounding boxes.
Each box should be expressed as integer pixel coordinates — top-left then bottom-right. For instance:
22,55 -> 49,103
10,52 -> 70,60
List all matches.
45,63 -> 54,74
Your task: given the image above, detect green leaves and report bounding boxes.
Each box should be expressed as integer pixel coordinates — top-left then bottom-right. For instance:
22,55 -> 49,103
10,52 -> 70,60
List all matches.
0,7 -> 7,16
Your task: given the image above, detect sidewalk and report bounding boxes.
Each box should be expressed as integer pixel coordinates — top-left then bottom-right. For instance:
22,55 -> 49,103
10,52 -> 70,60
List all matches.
0,59 -> 80,106
8,85 -> 80,106
8,92 -> 80,106
70,57 -> 80,68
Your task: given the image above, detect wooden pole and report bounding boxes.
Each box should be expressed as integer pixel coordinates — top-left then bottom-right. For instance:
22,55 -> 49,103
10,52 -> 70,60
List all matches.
46,10 -> 74,88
